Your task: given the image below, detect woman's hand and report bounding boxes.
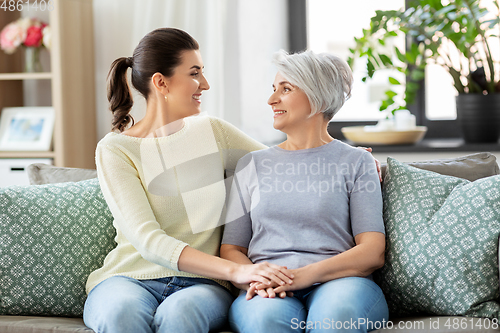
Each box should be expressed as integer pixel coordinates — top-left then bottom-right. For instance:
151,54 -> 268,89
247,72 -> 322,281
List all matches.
267,267 -> 315,294
247,282 -> 278,300
247,266 -> 314,297
230,261 -> 294,288
245,282 -> 293,300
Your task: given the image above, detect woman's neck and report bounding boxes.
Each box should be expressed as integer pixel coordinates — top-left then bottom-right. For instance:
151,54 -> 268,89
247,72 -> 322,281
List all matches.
278,120 -> 334,151
279,135 -> 333,151
122,100 -> 186,138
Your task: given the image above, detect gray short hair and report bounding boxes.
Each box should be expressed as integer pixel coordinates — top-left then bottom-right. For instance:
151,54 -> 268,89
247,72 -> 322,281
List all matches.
271,50 -> 353,120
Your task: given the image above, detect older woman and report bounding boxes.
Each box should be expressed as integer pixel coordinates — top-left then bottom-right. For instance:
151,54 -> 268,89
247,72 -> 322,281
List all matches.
220,50 -> 389,333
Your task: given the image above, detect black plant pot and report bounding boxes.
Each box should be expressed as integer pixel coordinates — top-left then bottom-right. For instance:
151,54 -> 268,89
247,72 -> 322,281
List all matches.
456,93 -> 500,144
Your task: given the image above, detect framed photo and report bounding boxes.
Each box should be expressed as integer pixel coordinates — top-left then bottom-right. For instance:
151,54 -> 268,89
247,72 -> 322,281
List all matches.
0,107 -> 55,151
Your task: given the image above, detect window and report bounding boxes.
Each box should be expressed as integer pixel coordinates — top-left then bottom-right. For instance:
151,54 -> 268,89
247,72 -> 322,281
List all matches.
307,0 -> 405,122
295,0 -> 500,139
425,0 -> 499,122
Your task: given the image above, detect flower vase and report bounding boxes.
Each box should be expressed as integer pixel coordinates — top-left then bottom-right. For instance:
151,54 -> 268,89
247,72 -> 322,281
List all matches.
25,47 -> 42,73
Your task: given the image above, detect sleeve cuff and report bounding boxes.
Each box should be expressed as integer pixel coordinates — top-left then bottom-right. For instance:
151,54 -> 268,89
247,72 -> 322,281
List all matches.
169,242 -> 190,271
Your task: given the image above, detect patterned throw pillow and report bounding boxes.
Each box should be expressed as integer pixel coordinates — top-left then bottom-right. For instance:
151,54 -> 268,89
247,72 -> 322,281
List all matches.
0,178 -> 116,317
375,157 -> 500,318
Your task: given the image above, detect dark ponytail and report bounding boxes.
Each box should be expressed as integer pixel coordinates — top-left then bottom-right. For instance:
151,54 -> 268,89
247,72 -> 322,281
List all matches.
106,28 -> 199,132
107,57 -> 134,132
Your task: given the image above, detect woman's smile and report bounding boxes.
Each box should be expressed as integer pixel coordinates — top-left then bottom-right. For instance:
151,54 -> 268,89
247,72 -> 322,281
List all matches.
273,109 -> 287,118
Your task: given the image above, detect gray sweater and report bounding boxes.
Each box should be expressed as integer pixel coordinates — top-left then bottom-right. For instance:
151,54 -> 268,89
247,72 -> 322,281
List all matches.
222,140 -> 385,269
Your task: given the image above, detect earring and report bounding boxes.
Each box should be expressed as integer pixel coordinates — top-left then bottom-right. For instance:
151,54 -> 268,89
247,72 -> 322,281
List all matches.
164,95 -> 168,102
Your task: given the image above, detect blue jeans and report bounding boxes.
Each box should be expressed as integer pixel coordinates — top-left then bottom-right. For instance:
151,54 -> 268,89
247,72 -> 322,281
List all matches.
228,277 -> 389,333
83,275 -> 234,333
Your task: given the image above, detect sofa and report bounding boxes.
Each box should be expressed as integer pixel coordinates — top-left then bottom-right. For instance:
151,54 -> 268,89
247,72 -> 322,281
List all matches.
1,152 -> 500,333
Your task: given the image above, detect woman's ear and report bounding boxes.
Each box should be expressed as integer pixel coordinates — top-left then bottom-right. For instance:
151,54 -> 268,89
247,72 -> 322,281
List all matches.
151,72 -> 169,95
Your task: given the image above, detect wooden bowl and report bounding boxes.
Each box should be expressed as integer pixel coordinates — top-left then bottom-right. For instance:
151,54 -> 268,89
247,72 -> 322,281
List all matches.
341,126 -> 428,145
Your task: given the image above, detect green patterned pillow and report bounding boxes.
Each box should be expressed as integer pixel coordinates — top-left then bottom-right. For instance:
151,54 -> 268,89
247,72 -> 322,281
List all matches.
375,157 -> 500,318
0,178 -> 116,317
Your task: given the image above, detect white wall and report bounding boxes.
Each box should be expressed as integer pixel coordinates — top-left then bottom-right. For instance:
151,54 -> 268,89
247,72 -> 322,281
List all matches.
235,0 -> 287,145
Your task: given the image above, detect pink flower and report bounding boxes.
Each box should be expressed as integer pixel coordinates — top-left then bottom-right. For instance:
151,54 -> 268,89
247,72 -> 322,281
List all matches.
0,22 -> 25,54
24,25 -> 43,47
16,17 -> 32,33
0,17 -> 49,54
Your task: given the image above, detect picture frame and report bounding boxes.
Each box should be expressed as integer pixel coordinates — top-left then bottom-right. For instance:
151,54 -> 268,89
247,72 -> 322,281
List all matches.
0,107 -> 55,151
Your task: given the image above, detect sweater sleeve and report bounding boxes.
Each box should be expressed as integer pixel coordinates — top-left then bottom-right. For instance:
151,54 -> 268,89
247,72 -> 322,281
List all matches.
209,117 -> 267,174
95,143 -> 188,271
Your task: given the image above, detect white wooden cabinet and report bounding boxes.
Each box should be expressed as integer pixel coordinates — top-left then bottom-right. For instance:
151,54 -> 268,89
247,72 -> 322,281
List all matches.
0,0 -> 96,169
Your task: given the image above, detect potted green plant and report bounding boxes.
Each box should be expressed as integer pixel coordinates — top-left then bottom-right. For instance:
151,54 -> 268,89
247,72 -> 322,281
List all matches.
348,0 -> 500,143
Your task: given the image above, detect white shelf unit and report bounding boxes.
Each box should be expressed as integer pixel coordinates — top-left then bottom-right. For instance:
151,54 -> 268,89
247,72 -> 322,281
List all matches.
0,0 -> 96,169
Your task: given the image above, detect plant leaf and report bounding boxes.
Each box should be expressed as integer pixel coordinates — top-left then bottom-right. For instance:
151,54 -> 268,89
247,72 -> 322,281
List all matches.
367,59 -> 376,77
434,5 -> 456,17
385,90 -> 398,98
379,54 -> 393,66
389,77 -> 401,85
395,47 -> 407,63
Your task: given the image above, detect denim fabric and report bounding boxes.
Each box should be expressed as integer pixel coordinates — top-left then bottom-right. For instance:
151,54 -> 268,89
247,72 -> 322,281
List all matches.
228,277 -> 389,333
83,276 -> 233,333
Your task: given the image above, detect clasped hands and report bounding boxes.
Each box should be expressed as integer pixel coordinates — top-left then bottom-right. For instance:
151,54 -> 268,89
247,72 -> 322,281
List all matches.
238,263 -> 313,301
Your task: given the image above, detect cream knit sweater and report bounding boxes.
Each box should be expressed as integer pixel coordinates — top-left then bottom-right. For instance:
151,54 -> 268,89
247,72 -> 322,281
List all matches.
86,115 -> 265,293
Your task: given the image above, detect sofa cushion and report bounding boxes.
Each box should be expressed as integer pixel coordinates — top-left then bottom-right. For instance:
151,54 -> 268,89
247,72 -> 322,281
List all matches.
376,157 -> 500,318
0,178 -> 116,317
27,164 -> 97,185
380,152 -> 499,182
27,152 -> 498,186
